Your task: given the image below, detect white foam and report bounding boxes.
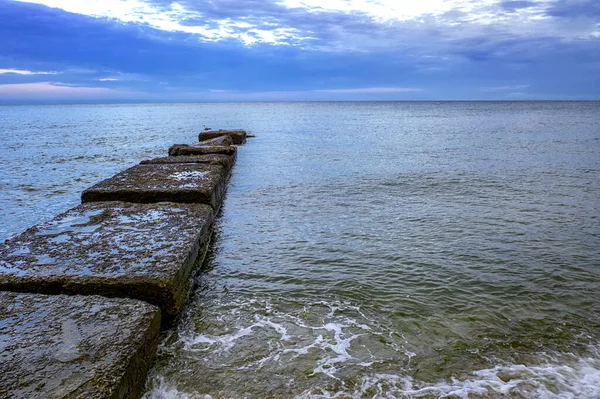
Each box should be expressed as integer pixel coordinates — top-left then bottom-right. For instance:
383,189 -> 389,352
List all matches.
142,377 -> 208,399
183,314 -> 292,353
297,356 -> 600,399
149,297 -> 600,399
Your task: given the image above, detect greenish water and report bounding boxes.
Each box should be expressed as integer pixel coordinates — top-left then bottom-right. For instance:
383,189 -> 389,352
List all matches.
1,102 -> 599,398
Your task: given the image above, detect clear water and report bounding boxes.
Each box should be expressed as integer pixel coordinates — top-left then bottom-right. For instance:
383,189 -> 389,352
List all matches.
1,102 -> 599,398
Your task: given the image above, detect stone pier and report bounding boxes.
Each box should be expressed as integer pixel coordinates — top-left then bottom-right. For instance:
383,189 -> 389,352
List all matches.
0,292 -> 160,399
0,128 -> 249,398
198,129 -> 247,144
0,201 -> 213,326
81,163 -> 229,211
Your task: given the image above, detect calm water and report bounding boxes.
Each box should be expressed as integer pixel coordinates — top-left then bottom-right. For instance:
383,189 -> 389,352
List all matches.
1,102 -> 599,398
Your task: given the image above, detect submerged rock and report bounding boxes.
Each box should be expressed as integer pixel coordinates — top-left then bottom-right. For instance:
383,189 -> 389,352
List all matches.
81,163 -> 229,210
140,154 -> 235,171
198,135 -> 233,147
0,202 -> 213,326
168,144 -> 237,157
0,292 -> 160,399
198,129 -> 247,145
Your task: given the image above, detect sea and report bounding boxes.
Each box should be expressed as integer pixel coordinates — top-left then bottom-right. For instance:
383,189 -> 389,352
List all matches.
1,102 -> 599,398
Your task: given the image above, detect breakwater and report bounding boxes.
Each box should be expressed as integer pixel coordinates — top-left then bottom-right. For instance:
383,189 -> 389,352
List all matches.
0,129 -> 247,398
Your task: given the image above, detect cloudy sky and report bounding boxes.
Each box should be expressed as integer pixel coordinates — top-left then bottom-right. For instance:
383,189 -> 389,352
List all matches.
0,0 -> 598,102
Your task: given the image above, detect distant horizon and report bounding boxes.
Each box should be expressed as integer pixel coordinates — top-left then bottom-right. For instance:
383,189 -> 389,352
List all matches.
2,99 -> 600,106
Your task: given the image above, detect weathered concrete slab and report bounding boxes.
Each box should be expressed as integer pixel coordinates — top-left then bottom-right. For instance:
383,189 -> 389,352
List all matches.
0,202 -> 213,325
199,135 -> 233,146
168,144 -> 237,157
0,292 -> 160,399
140,153 -> 235,171
81,163 -> 229,209
198,129 -> 247,144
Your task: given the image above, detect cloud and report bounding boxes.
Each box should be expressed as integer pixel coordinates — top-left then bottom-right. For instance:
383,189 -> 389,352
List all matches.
482,84 -> 530,91
0,68 -> 58,75
547,0 -> 600,18
499,1 -> 539,12
12,0 -> 305,45
12,0 -> 600,52
315,87 -> 422,94
169,87 -> 425,101
1,0 -> 599,100
0,81 -> 143,101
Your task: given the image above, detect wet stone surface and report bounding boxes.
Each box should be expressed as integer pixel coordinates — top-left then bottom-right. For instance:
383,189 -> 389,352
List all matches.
0,292 -> 160,399
0,202 -> 213,325
199,135 -> 233,146
198,129 -> 247,144
168,144 -> 237,157
81,163 -> 229,209
140,154 -> 235,172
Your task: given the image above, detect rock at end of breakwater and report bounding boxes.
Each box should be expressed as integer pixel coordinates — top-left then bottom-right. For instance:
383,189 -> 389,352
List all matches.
0,292 -> 160,399
198,129 -> 247,145
81,163 -> 229,210
140,154 -> 235,171
199,135 -> 233,147
0,201 -> 213,326
168,144 -> 237,157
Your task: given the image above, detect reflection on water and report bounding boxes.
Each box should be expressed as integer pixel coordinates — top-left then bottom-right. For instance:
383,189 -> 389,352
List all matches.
1,102 -> 600,398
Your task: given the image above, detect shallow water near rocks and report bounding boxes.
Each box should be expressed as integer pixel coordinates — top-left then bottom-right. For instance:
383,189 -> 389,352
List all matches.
1,102 -> 599,398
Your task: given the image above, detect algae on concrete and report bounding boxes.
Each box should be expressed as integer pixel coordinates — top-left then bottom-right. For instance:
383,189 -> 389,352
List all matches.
140,154 -> 235,172
168,144 -> 237,157
199,135 -> 233,146
81,163 -> 229,210
198,129 -> 247,144
0,202 -> 213,326
0,292 -> 160,399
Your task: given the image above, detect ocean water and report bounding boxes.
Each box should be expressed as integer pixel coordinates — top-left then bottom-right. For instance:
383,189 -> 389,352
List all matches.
1,102 -> 599,398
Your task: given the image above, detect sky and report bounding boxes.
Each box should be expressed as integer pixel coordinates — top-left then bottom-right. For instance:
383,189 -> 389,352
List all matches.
0,0 -> 599,102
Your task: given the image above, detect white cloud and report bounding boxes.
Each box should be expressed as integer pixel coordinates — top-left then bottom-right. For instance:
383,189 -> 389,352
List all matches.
0,68 -> 58,75
483,84 -> 530,92
170,87 -> 423,101
11,0 -> 599,50
278,0 -> 495,22
0,82 -> 142,100
13,0 -> 302,45
315,87 -> 422,93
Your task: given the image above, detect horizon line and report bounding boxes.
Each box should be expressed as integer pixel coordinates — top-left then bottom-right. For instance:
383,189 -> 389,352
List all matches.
1,99 -> 599,106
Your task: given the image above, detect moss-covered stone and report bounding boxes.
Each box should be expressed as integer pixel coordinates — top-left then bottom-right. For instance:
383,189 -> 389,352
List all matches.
0,292 -> 160,399
0,202 -> 213,326
168,144 -> 237,157
81,163 -> 229,210
198,129 -> 247,144
199,135 -> 233,146
140,154 -> 235,172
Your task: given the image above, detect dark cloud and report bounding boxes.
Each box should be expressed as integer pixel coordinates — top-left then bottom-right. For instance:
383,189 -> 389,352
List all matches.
546,0 -> 600,17
144,0 -> 388,47
499,1 -> 539,12
0,0 -> 423,92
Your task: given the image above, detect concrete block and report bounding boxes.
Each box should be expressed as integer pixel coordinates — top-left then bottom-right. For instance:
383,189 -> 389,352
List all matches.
0,202 -> 213,326
198,129 -> 247,145
0,292 -> 160,399
81,163 -> 229,210
199,135 -> 233,146
140,154 -> 235,172
168,144 -> 236,157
